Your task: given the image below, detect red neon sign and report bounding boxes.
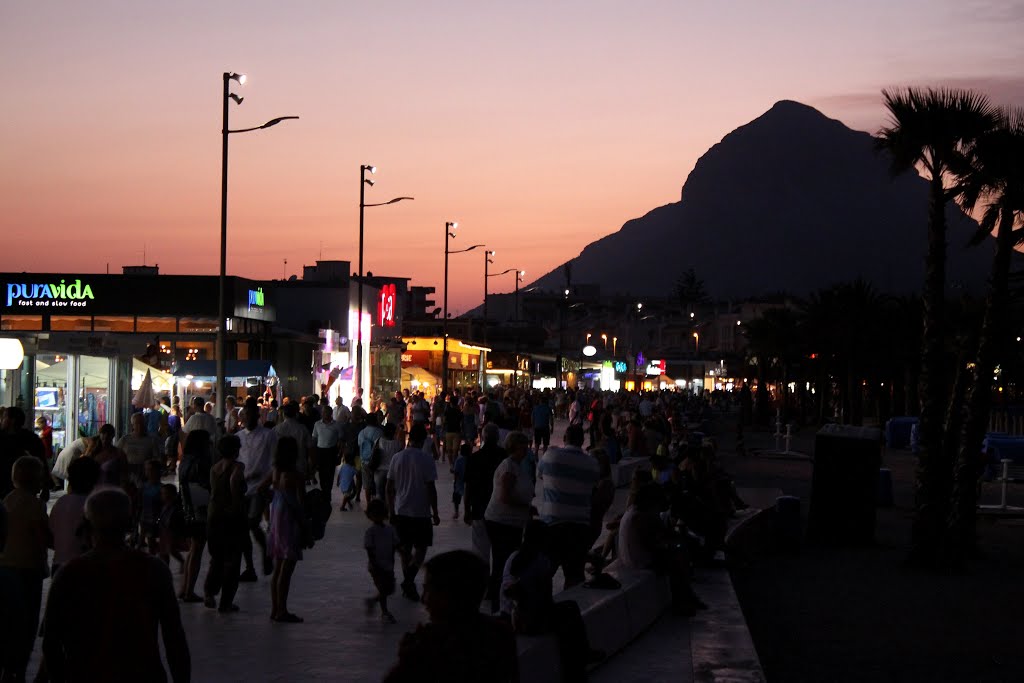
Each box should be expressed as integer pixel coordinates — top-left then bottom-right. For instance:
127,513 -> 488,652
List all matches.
377,284 -> 397,327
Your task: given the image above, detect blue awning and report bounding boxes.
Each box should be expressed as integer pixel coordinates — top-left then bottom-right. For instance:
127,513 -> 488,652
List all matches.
171,360 -> 277,380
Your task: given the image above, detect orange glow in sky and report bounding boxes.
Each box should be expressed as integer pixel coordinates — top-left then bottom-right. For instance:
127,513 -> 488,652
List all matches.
2,1 -> 1021,312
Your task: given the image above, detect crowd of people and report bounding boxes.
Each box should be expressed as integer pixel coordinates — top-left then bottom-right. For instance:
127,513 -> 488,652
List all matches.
0,384 -> 745,682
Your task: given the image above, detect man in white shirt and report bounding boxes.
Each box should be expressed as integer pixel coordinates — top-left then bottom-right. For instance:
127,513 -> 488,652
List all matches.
181,396 -> 216,447
312,407 -> 341,497
117,413 -> 161,482
385,423 -> 440,601
332,396 -> 351,425
237,402 -> 277,580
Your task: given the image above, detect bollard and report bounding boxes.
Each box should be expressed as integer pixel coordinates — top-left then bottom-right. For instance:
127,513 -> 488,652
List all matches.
877,468 -> 894,507
775,495 -> 801,551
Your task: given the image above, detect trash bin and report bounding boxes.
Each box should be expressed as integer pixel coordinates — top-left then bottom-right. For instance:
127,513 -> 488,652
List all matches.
808,424 -> 882,545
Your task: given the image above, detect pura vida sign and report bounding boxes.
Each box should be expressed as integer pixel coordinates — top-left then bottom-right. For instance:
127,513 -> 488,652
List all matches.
7,279 -> 95,308
248,287 -> 265,310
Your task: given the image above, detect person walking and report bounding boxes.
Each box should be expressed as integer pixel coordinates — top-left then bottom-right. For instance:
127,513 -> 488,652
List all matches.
357,414 -> 384,503
311,407 -> 341,498
178,429 -> 213,603
463,423 -> 506,562
537,425 -> 599,590
204,435 -> 246,612
385,423 -> 441,601
482,431 -> 534,614
266,437 -> 306,623
42,488 -> 191,683
238,401 -> 277,580
0,457 -> 51,681
274,401 -> 313,482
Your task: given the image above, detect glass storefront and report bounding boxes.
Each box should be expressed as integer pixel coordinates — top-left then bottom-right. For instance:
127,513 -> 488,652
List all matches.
27,352 -> 114,448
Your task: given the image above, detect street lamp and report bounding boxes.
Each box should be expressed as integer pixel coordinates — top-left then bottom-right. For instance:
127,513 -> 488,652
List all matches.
442,220 -> 483,392
601,333 -> 607,349
613,336 -> 618,356
216,71 -> 298,423
484,266 -> 523,386
693,331 -> 700,355
483,250 -> 495,334
355,164 -> 413,403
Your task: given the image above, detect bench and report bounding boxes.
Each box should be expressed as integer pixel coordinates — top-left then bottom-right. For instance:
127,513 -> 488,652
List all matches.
516,564 -> 671,683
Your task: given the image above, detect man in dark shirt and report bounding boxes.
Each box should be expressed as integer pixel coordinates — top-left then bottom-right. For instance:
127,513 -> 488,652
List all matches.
462,423 -> 507,570
0,407 -> 48,500
42,487 -> 190,683
384,550 -> 517,683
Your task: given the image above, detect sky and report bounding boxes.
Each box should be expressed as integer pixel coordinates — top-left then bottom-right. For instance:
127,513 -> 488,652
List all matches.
3,0 -> 1023,314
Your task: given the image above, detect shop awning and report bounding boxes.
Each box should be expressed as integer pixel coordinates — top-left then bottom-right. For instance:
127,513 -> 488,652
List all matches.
402,365 -> 440,388
171,360 -> 277,381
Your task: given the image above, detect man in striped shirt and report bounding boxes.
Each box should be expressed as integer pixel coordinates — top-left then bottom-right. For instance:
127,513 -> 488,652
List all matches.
537,424 -> 600,589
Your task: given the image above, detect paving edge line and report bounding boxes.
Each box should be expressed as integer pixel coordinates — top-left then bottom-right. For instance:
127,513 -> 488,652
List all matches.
689,507 -> 772,683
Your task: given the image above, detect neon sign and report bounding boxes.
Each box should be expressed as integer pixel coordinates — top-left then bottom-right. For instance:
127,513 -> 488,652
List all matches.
614,361 -> 627,373
6,279 -> 94,308
378,284 -> 396,328
248,287 -> 265,309
646,359 -> 666,376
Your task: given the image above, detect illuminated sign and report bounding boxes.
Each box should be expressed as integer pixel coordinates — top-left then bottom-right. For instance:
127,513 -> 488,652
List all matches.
377,284 -> 397,328
646,359 -> 666,376
401,353 -> 413,362
247,287 -> 265,309
7,279 -> 94,308
582,345 -> 597,357
635,352 -> 645,368
614,361 -> 627,373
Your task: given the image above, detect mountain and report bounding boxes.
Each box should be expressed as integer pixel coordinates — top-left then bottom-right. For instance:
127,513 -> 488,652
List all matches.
529,100 -> 996,299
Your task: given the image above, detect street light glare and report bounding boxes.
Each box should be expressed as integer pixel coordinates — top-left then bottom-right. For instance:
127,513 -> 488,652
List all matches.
238,74 -> 246,85
451,222 -> 458,229
369,166 -> 376,174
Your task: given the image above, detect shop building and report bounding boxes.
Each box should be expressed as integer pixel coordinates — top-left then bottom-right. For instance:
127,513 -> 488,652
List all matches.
0,269 -> 274,449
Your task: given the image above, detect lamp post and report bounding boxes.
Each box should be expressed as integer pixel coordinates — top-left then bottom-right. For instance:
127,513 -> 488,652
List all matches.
485,267 -> 524,387
483,250 -> 495,324
216,71 -> 298,423
442,221 -> 482,392
354,165 -> 414,403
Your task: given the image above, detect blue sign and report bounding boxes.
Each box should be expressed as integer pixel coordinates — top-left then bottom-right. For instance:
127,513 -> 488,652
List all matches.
614,361 -> 627,374
635,352 -> 645,368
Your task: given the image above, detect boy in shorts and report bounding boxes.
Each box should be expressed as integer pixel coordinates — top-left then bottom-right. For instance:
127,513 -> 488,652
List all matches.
364,498 -> 399,623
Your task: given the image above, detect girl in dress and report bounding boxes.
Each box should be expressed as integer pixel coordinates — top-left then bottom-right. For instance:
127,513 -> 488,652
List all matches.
266,436 -> 306,623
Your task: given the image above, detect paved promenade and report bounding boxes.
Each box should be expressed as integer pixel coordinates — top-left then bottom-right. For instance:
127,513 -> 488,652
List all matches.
25,415 -> 796,682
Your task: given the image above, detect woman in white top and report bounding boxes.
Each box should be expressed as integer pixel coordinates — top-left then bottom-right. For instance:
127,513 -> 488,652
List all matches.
483,431 -> 534,614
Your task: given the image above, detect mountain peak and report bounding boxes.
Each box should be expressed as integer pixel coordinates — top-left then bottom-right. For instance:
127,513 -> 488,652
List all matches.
530,102 -> 993,300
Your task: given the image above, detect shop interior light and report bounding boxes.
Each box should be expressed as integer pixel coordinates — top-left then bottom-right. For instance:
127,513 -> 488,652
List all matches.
0,338 -> 25,370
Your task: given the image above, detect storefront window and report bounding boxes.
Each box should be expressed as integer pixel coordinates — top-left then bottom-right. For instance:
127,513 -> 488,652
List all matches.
93,316 -> 135,332
180,318 -> 218,333
78,355 -> 110,437
34,354 -> 70,453
137,316 -> 177,332
176,341 -> 214,362
51,316 -> 92,331
0,315 -> 42,331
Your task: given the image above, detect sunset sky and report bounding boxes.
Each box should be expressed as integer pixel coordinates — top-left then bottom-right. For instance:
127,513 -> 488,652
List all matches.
3,1 -> 1022,313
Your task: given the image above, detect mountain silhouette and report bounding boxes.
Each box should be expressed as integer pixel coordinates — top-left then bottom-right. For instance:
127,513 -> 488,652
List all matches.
529,100 -> 996,299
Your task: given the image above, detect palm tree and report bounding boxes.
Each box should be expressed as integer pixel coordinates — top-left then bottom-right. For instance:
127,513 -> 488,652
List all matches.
876,87 -> 998,566
948,107 -> 1024,565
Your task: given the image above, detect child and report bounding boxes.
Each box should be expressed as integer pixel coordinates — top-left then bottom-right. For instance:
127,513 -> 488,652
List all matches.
157,484 -> 187,570
337,451 -> 358,512
139,460 -> 163,552
363,498 -> 399,624
451,444 -> 468,519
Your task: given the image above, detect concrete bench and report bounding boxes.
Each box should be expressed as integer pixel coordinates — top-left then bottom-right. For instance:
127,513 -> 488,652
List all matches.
610,456 -> 650,488
516,564 -> 671,683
